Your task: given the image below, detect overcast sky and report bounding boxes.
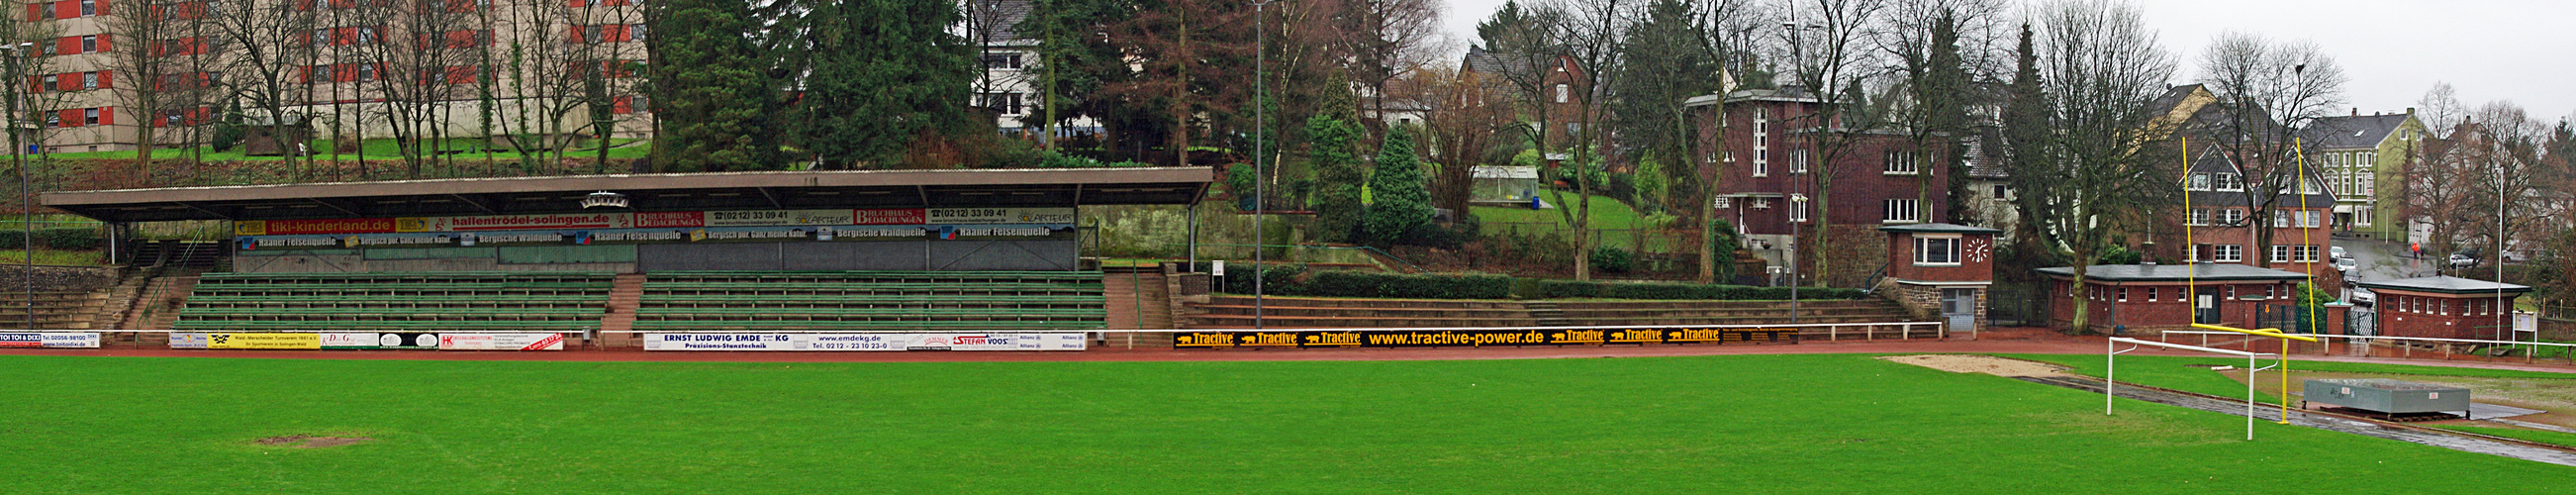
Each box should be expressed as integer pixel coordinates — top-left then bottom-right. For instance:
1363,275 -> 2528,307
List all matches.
1436,0 -> 2576,122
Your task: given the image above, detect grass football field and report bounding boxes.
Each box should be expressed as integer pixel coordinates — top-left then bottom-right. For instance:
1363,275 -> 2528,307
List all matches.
3,353 -> 2568,493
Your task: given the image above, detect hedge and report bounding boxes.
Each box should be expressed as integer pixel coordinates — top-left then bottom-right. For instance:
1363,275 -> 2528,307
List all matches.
1207,264 -> 1512,299
1526,279 -> 1865,301
0,227 -> 101,250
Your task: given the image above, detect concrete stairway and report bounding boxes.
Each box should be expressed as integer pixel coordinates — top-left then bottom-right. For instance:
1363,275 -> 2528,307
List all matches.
597,273 -> 646,348
0,291 -> 107,330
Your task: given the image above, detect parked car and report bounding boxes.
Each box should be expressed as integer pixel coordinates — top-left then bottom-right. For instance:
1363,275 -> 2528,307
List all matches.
2334,257 -> 2357,274
2448,252 -> 2480,269
2330,246 -> 2349,260
2347,287 -> 2376,306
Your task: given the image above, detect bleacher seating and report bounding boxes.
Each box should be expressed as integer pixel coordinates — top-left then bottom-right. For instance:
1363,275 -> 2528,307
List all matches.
632,271 -> 1107,332
174,272 -> 614,332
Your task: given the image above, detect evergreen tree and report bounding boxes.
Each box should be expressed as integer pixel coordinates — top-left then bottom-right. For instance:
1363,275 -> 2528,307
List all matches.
649,0 -> 784,171
1362,127 -> 1431,245
1308,115 -> 1365,243
797,0 -> 974,167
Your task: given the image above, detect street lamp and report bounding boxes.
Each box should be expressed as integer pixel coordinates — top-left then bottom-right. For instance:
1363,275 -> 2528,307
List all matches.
1252,0 -> 1272,329
1788,193 -> 1808,324
6,42 -> 29,332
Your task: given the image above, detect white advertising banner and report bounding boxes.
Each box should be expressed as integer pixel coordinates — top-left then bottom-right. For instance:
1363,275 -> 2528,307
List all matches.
0,333 -> 100,348
320,333 -> 443,349
437,333 -> 565,351
170,333 -> 208,348
642,333 -> 1088,351
925,207 -> 1077,225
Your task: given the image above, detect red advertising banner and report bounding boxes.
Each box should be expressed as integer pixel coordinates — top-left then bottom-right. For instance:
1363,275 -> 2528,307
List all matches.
634,211 -> 706,228
854,208 -> 927,225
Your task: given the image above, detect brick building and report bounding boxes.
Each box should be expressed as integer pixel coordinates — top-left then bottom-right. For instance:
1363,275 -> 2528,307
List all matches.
2037,262 -> 2312,334
1682,86 -> 1951,286
1880,223 -> 2000,333
2174,147 -> 2342,288
12,0 -> 653,153
2355,276 -> 2530,341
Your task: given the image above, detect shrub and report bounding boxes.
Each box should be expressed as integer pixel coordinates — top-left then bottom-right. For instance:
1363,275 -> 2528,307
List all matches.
36,227 -> 102,250
1525,279 -> 1864,301
1204,264 -> 1513,299
1589,247 -> 1634,273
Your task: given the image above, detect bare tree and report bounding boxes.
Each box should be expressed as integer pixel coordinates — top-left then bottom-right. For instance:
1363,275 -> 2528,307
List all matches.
1770,0 -> 1887,285
205,0 -> 319,176
2006,0 -> 2177,333
1411,64 -> 1513,217
2192,31 -> 2347,269
1341,0 -> 1442,140
1537,0 -> 1634,281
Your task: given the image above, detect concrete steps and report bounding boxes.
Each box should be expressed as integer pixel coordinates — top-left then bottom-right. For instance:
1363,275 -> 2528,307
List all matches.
1183,296 -> 1920,330
598,273 -> 645,347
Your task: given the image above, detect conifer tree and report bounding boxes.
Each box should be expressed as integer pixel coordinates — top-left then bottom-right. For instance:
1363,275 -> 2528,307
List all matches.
1363,126 -> 1431,245
648,0 -> 782,171
797,0 -> 974,167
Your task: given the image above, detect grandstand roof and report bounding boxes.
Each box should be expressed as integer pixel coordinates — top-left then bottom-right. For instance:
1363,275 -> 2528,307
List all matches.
42,167 -> 1214,223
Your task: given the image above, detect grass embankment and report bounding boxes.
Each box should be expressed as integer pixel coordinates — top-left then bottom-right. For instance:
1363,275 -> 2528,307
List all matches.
1,353 -> 2568,493
0,248 -> 102,265
1471,192 -> 1665,250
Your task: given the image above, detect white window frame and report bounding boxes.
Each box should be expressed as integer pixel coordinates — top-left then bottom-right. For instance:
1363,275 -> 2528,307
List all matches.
2189,208 -> 2210,226
1884,150 -> 1919,175
2221,208 -> 2245,225
2214,245 -> 2242,262
1790,148 -> 1808,174
1554,84 -> 1569,103
1712,197 -> 1731,209
2270,245 -> 2292,263
1914,235 -> 1961,266
2189,173 -> 2210,190
1883,198 -> 1921,224
2215,172 -> 2243,191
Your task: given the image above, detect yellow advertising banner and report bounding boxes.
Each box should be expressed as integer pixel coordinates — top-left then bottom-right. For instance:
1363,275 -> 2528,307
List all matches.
207,333 -> 322,349
234,221 -> 267,236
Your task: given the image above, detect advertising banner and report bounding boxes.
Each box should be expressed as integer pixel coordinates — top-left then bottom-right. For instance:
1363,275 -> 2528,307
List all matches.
926,208 -> 1077,225
438,333 -> 564,350
1172,328 -> 1800,348
208,333 -> 324,349
413,213 -> 634,232
853,209 -> 927,225
236,218 -> 400,236
642,333 -> 1088,351
317,333 -> 443,349
0,333 -> 100,348
170,333 -> 208,349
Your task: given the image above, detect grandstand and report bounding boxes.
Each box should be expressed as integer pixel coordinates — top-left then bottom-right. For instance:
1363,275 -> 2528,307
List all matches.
39,167 -> 1213,346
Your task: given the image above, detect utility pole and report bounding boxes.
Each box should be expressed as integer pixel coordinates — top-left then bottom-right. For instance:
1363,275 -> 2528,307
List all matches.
1252,0 -> 1271,329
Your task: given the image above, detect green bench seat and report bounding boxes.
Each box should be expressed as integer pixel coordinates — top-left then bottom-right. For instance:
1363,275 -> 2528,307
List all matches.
635,307 -> 1100,317
182,307 -> 605,316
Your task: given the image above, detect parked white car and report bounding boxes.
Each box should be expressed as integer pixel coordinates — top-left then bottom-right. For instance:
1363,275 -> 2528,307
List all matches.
2347,287 -> 2376,306
2330,246 -> 2349,260
2334,257 -> 2357,274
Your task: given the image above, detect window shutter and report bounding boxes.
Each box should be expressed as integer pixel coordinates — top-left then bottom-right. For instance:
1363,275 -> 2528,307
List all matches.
98,106 -> 111,125
54,72 -> 73,91
58,109 -> 79,127
95,69 -> 107,88
52,1 -> 72,20
55,36 -> 75,55
96,33 -> 107,51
